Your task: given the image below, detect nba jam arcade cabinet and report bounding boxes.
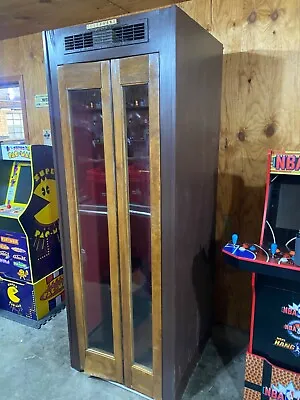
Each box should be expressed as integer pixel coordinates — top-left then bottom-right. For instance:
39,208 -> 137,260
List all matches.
44,6 -> 222,399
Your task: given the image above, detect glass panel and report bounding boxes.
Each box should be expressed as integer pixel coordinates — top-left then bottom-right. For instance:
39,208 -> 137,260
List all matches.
69,89 -> 114,354
124,85 -> 152,369
0,85 -> 25,141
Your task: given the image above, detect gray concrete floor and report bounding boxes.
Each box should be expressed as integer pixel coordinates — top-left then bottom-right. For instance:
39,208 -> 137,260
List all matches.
0,310 -> 248,400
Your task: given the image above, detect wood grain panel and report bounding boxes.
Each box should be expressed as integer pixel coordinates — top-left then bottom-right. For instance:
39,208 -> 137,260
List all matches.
58,61 -> 123,381
111,57 -> 134,387
111,56 -> 150,388
179,0 -> 212,31
85,350 -> 116,381
181,0 -> 300,330
58,65 -> 88,368
0,33 -> 50,144
112,54 -> 161,397
119,55 -> 149,85
101,60 -> 124,384
0,0 -> 183,40
58,63 -> 102,89
148,53 -> 162,400
131,365 -> 153,398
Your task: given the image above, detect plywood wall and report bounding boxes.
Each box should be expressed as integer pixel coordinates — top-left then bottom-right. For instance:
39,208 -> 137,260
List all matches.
0,33 -> 50,144
179,0 -> 300,330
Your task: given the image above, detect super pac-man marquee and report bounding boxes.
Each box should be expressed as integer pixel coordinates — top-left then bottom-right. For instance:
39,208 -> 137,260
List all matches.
0,144 -> 63,323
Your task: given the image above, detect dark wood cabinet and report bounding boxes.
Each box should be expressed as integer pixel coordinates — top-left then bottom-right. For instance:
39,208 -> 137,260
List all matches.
44,6 -> 223,399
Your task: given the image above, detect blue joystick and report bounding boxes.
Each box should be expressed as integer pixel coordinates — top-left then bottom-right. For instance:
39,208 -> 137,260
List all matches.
271,243 -> 277,257
232,234 -> 238,246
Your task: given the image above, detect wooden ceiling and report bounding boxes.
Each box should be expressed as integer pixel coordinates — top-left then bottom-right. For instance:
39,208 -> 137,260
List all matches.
0,0 -> 184,40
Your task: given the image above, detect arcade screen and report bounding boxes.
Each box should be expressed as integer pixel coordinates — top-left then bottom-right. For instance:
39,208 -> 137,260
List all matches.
264,175 -> 300,248
276,184 -> 300,231
14,165 -> 32,204
0,161 -> 13,204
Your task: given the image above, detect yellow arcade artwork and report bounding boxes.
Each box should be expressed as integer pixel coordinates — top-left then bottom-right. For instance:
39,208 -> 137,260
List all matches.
0,144 -> 63,326
7,285 -> 20,303
34,177 -> 59,226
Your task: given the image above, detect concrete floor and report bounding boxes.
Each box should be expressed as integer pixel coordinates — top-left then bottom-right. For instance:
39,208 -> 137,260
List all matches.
0,310 -> 248,400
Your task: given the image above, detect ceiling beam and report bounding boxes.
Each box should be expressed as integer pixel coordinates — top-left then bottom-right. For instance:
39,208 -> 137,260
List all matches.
0,0 -> 186,40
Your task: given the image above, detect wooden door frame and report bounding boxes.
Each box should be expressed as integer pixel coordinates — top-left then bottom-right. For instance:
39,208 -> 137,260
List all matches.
57,60 -> 123,383
111,53 -> 162,399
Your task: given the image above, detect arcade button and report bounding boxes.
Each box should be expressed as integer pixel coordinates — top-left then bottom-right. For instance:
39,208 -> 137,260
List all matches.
6,204 -> 11,209
239,246 -> 246,252
242,243 -> 249,249
249,245 -> 256,251
280,257 -> 289,264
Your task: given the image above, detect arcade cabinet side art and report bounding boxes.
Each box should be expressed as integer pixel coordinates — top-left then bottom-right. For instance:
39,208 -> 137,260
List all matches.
0,144 -> 64,326
222,150 -> 300,400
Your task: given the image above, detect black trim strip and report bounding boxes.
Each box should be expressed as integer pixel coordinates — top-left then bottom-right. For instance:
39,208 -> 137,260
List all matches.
261,361 -> 273,399
245,380 -> 270,400
244,360 -> 273,399
262,360 -> 272,387
245,380 -> 261,392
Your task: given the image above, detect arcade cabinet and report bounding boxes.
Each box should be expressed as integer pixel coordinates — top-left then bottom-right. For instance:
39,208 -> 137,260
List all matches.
44,6 -> 223,400
223,150 -> 300,399
0,144 -> 63,325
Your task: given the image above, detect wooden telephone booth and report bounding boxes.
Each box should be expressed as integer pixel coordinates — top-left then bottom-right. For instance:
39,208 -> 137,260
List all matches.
44,6 -> 222,399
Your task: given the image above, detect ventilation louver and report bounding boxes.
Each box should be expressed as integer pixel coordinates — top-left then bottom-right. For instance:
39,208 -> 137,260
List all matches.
64,20 -> 148,53
64,32 -> 93,51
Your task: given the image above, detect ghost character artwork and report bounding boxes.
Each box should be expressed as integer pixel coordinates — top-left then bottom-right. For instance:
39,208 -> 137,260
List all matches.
0,144 -> 63,325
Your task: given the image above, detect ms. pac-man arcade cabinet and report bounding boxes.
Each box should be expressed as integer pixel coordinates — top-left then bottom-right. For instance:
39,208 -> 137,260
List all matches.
0,144 -> 63,325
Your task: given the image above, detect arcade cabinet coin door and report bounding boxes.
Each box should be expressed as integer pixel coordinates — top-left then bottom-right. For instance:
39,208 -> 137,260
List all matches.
44,6 -> 223,400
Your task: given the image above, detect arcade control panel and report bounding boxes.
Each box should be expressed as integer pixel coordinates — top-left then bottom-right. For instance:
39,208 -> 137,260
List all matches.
223,234 -> 300,281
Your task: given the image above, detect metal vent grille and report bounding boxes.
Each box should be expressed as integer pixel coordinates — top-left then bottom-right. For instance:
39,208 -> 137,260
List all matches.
64,20 -> 148,53
64,32 -> 93,51
113,22 -> 145,42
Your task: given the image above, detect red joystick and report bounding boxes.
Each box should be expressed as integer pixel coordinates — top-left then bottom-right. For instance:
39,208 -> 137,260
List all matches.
7,204 -> 11,209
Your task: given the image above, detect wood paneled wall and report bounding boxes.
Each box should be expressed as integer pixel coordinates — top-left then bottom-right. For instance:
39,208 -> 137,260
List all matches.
0,33 -> 50,144
2,0 -> 299,330
179,0 -> 300,330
